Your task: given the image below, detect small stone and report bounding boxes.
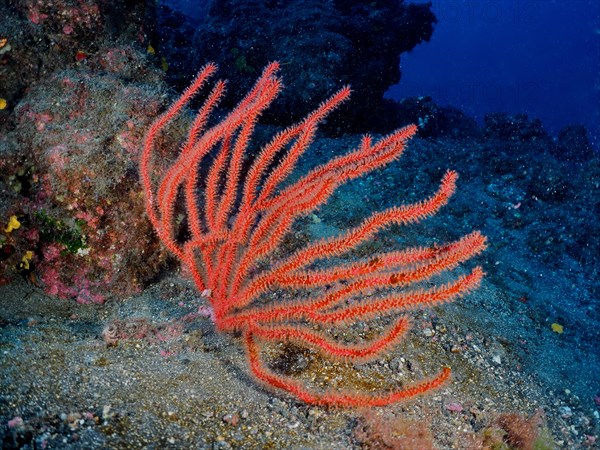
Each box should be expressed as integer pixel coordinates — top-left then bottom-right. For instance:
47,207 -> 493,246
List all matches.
558,406 -> 572,419
67,413 -> 81,430
102,405 -> 112,419
423,328 -> 434,337
222,413 -> 240,426
492,355 -> 501,364
445,402 -> 463,412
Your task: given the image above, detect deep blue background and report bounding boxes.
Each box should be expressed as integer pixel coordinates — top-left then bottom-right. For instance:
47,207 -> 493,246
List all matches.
388,0 -> 600,147
167,0 -> 600,148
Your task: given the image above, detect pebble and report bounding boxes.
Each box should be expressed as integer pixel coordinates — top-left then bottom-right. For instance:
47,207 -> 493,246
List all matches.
445,402 -> 463,412
102,405 -> 113,420
558,406 -> 573,419
222,413 -> 240,426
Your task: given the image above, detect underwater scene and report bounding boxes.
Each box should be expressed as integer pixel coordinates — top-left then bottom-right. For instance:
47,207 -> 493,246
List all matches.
0,0 -> 598,448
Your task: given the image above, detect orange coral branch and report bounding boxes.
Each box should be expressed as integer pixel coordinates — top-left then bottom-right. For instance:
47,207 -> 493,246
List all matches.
249,316 -> 411,362
245,331 -> 452,407
141,62 -> 486,407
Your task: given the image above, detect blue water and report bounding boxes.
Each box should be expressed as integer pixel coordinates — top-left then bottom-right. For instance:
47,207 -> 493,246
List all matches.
168,0 -> 599,147
390,0 -> 600,149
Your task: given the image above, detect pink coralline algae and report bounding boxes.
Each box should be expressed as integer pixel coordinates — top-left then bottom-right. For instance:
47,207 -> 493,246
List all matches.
25,0 -> 101,32
1,47 -> 169,301
40,265 -> 105,304
7,416 -> 24,430
445,402 -> 464,412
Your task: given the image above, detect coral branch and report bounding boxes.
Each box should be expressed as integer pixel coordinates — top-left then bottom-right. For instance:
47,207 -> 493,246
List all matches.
141,62 -> 486,407
245,331 -> 452,408
250,316 -> 411,362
